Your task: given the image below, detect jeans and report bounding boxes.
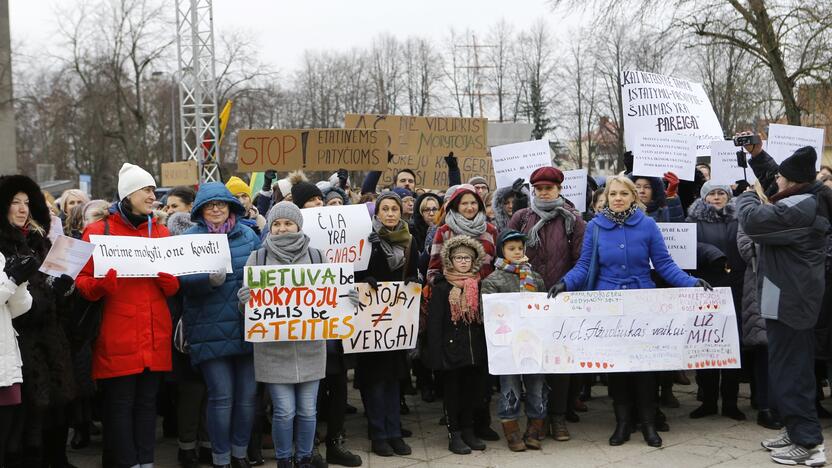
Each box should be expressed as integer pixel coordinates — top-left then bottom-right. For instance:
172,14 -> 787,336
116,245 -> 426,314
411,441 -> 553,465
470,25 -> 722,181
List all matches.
268,380 -> 320,459
100,370 -> 162,468
360,379 -> 401,440
498,374 -> 549,420
199,354 -> 257,465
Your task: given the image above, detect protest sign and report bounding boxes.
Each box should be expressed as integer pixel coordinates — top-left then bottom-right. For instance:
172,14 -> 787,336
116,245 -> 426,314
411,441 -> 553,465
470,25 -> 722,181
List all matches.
622,70 -> 725,171
656,223 -> 697,270
236,129 -> 389,172
709,140 -> 757,185
376,152 -> 495,191
90,234 -> 232,278
243,264 -> 355,342
561,169 -> 588,213
483,288 -> 739,375
766,124 -> 825,169
490,139 -> 552,189
161,160 -> 199,187
40,235 -> 96,279
343,281 -> 422,354
301,204 -> 372,271
632,134 -> 698,180
344,114 -> 488,158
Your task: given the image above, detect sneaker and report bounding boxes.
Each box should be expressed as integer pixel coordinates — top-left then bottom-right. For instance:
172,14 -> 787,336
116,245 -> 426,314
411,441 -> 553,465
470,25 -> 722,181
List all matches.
770,443 -> 826,466
762,429 -> 792,451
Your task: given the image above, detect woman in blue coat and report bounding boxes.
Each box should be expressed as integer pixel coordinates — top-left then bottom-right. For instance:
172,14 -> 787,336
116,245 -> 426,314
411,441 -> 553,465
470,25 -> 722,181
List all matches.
550,175 -> 709,448
180,182 -> 261,468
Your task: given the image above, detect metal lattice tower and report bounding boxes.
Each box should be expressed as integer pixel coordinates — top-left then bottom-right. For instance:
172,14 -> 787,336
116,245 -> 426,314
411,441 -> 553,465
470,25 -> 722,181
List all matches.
175,0 -> 220,183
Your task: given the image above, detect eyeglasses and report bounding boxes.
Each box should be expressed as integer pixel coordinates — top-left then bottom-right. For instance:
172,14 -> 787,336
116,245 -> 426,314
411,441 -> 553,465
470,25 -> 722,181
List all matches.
204,201 -> 228,210
421,207 -> 439,213
452,256 -> 473,262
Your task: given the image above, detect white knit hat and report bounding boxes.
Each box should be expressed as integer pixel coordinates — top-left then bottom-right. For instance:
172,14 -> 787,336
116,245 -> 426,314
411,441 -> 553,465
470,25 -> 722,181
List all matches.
118,163 -> 156,200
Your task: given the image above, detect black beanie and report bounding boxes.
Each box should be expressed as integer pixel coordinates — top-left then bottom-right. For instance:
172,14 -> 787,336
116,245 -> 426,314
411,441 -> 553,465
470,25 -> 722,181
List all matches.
291,181 -> 323,208
778,146 -> 817,184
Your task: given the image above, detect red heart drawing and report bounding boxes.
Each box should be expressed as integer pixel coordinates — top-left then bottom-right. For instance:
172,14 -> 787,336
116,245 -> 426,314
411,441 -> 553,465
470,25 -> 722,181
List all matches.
698,305 -> 703,310
706,304 -> 711,309
595,362 -> 601,368
587,362 -> 593,368
579,362 -> 585,368
687,363 -> 693,369
527,304 -> 532,309
714,304 -> 719,309
695,362 -> 700,368
602,363 -> 608,369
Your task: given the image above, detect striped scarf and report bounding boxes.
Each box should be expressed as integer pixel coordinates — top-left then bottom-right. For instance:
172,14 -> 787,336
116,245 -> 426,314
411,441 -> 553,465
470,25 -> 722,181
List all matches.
494,258 -> 537,292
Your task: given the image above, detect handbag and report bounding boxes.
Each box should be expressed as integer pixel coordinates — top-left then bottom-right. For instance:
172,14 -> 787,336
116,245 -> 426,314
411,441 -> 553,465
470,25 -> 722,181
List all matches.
583,223 -> 601,291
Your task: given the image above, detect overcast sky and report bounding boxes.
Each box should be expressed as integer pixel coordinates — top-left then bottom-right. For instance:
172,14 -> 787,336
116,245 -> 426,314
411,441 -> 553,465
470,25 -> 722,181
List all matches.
9,0 -> 585,71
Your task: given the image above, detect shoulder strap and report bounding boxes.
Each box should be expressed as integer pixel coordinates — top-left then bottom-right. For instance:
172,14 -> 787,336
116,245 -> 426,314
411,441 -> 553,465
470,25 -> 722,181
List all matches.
310,248 -> 323,264
256,247 -> 267,266
103,218 -> 110,235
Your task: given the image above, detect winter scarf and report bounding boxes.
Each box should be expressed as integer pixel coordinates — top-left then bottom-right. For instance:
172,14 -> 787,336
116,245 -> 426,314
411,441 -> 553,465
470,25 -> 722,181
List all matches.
445,268 -> 481,324
445,209 -> 487,238
494,257 -> 537,292
372,217 -> 411,272
602,204 -> 638,225
264,231 -> 311,264
769,182 -> 812,204
528,196 -> 576,248
118,201 -> 148,228
207,213 -> 237,234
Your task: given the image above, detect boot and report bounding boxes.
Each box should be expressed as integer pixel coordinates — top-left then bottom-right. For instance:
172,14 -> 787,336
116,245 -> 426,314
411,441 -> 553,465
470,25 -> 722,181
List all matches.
325,434 -> 362,467
295,456 -> 315,468
689,403 -> 718,419
277,459 -> 292,468
461,428 -> 486,451
655,408 -> 670,432
548,414 -> 570,441
231,457 -> 251,468
609,405 -> 631,446
523,418 -> 546,449
371,440 -> 393,457
639,407 -> 662,447
178,448 -> 200,468
501,420 -> 526,452
448,431 -> 471,455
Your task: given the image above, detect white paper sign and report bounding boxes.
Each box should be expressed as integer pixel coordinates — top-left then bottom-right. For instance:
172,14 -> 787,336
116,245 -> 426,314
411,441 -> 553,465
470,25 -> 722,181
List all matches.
631,134 -> 698,181
490,139 -> 552,188
766,124 -> 824,169
301,204 -> 372,271
483,288 -> 740,375
709,140 -> 757,185
243,263 -> 356,342
656,223 -> 697,270
40,235 -> 96,279
90,234 -> 232,278
343,281 -> 422,354
561,169 -> 588,213
622,70 -> 725,160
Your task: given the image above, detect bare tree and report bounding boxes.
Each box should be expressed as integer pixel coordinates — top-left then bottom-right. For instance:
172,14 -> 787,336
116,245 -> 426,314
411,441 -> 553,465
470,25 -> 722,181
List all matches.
402,37 -> 440,116
516,20 -> 556,139
485,19 -> 514,122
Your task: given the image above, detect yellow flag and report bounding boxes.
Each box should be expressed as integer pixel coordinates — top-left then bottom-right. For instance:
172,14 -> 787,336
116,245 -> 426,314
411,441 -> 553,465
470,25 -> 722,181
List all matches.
218,99 -> 233,145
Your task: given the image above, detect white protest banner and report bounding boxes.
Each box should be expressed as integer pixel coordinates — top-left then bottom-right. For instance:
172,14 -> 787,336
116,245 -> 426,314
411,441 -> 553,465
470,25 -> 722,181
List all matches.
656,223 -> 697,270
90,234 -> 232,278
40,235 -> 95,279
343,281 -> 422,354
766,124 -> 824,169
632,134 -> 698,180
301,204 -> 372,271
561,169 -> 588,213
709,140 -> 757,186
622,70 -> 724,156
490,139 -> 552,188
483,288 -> 739,375
243,263 -> 355,343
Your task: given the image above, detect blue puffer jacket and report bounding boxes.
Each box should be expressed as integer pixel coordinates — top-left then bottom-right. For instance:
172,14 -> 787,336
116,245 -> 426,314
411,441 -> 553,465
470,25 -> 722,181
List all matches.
563,208 -> 697,291
180,182 -> 261,366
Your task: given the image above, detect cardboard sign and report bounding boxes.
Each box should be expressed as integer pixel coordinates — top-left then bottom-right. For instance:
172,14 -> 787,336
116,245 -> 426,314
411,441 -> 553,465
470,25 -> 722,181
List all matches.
376,152 -> 495,191
301,204 -> 373,271
483,288 -> 740,374
632,134 -> 699,181
161,160 -> 199,187
656,223 -> 697,270
490,139 -> 552,189
709,140 -> 757,185
344,114 -> 488,158
343,281 -> 422,354
40,235 -> 95,279
622,70 -> 725,164
766,124 -> 825,170
236,129 -> 389,172
243,264 -> 356,342
90,234 -> 233,278
561,169 -> 588,213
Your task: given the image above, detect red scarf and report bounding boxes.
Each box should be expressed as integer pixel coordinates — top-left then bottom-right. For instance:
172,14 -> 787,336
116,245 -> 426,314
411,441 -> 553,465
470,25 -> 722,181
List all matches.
444,269 -> 481,324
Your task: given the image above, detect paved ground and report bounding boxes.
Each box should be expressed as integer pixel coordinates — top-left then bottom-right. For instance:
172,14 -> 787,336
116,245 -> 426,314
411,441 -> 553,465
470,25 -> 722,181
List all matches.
68,378 -> 832,468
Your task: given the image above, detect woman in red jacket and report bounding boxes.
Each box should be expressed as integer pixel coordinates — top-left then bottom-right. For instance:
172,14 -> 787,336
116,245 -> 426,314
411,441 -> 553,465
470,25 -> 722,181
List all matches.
76,163 -> 179,468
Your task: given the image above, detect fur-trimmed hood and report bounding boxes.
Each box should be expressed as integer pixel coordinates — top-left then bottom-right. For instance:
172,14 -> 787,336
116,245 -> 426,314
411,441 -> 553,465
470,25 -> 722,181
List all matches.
440,235 -> 486,274
686,197 -> 737,224
0,175 -> 51,253
166,211 -> 196,236
491,186 -> 514,231
629,174 -> 666,210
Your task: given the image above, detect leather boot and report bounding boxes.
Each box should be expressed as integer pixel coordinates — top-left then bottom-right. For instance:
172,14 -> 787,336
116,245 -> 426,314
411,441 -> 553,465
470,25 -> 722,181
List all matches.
325,434 -> 362,467
523,418 -> 546,449
609,405 -> 631,446
448,431 -> 471,455
501,420 -> 525,452
639,407 -> 662,447
461,428 -> 486,451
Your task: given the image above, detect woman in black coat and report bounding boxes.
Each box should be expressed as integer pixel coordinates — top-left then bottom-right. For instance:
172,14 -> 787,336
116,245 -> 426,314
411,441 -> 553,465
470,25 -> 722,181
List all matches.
686,181 -> 746,421
355,192 -> 418,458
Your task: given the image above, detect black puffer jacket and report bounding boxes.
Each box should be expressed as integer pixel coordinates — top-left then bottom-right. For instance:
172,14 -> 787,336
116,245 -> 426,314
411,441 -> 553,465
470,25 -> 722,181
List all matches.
0,175 -> 76,408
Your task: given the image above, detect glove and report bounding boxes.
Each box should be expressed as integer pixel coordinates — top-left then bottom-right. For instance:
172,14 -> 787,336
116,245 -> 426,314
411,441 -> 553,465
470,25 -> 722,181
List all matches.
663,172 -> 680,198
347,288 -> 359,308
238,286 -> 251,304
337,169 -> 349,189
547,282 -> 566,299
695,278 -> 713,291
4,255 -> 38,285
511,178 -> 527,195
733,180 -> 750,197
403,277 -> 418,286
623,151 -> 634,174
156,272 -> 179,296
364,276 -> 379,291
209,271 -> 226,287
387,151 -> 395,163
368,232 -> 381,245
93,268 -> 119,297
262,170 -> 277,191
51,274 -> 75,297
443,152 -> 459,171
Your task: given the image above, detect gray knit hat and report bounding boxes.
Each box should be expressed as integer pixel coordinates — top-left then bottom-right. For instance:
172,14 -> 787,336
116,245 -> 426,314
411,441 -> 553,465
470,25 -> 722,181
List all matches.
700,181 -> 733,200
374,191 -> 402,215
266,201 -> 304,229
